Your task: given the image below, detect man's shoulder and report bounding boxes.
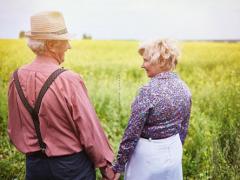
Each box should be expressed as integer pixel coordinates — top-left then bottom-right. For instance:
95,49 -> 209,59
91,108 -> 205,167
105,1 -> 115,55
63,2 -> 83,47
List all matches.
60,69 -> 84,84
61,69 -> 82,78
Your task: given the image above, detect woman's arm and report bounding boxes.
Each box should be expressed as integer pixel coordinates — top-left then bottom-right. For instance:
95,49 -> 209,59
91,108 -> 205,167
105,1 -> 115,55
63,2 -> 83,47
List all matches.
112,86 -> 152,173
179,98 -> 192,145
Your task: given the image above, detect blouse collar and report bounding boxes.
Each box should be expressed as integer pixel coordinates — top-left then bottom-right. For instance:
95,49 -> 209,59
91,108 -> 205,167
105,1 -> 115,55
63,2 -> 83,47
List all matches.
152,71 -> 178,80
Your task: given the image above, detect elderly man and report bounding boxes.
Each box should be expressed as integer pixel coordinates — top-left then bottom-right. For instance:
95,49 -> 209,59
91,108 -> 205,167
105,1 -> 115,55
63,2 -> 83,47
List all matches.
7,11 -> 115,180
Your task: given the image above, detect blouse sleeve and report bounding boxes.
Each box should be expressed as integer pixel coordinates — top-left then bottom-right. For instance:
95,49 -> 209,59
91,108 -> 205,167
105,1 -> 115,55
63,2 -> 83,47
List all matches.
179,98 -> 192,145
113,86 -> 152,173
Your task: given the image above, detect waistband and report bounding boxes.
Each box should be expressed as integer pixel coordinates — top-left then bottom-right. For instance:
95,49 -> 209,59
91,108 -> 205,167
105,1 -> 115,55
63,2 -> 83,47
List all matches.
140,132 -> 178,140
26,150 -> 83,159
140,133 -> 180,145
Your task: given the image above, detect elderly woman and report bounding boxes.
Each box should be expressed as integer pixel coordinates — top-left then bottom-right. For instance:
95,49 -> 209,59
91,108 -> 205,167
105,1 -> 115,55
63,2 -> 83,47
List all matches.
8,11 -> 114,180
112,39 -> 192,180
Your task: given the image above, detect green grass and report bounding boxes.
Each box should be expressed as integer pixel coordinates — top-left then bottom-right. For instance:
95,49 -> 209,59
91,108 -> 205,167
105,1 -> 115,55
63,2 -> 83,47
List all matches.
0,39 -> 240,179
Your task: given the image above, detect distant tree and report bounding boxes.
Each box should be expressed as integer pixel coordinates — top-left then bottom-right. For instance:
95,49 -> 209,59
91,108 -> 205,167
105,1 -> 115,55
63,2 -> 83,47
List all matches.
82,33 -> 92,40
19,31 -> 25,38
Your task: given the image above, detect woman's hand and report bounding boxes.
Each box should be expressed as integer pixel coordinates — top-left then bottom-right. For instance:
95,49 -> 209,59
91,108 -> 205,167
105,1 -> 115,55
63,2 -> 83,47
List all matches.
113,173 -> 121,180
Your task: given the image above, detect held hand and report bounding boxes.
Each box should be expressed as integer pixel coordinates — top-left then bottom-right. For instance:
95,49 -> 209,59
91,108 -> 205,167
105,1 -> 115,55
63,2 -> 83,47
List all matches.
113,173 -> 121,180
101,172 -> 115,180
100,164 -> 115,180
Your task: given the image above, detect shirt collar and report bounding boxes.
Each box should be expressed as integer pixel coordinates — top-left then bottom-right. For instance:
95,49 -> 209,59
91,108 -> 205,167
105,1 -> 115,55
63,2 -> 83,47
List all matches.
33,55 -> 60,66
23,56 -> 60,72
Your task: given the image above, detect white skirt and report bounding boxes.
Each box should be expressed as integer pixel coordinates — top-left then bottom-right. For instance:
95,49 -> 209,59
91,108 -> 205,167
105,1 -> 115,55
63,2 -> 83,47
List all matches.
124,133 -> 183,180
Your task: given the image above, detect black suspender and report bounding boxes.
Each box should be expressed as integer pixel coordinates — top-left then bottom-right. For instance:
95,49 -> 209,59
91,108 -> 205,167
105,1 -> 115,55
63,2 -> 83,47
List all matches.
13,68 -> 67,153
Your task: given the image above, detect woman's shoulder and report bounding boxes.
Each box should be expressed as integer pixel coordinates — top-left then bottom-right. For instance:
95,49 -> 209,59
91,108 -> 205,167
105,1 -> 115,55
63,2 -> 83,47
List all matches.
178,78 -> 192,97
138,82 -> 152,96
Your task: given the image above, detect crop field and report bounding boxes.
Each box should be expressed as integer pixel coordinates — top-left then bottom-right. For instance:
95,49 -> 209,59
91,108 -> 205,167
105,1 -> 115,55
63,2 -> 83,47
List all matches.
0,39 -> 239,179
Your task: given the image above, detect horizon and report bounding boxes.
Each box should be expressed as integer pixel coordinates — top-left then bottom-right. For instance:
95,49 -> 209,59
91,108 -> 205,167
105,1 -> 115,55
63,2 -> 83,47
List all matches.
1,38 -> 240,42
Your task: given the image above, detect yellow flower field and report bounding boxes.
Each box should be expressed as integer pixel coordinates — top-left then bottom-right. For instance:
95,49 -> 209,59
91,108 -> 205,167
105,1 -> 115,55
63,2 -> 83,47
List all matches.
0,39 -> 239,179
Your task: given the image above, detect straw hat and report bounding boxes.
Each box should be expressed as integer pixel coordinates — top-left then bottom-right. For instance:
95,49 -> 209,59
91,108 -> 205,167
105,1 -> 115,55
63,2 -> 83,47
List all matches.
25,11 -> 73,40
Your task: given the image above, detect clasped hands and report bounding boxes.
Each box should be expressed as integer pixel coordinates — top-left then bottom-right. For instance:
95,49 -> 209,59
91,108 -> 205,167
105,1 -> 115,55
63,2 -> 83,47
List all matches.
100,164 -> 121,180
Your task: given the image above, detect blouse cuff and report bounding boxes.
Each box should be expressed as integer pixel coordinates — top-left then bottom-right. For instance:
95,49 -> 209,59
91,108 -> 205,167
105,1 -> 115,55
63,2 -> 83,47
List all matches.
112,163 -> 125,173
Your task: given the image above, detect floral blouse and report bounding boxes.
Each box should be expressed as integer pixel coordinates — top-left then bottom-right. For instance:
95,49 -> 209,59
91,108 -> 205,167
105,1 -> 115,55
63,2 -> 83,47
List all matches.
113,71 -> 192,173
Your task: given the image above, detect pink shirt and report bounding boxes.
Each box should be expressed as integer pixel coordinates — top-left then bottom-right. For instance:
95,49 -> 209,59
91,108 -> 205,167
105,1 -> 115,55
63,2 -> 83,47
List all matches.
7,56 -> 114,168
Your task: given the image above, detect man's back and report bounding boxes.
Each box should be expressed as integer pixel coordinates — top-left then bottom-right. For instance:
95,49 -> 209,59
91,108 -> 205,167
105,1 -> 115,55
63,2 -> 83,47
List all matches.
8,56 -> 113,164
8,11 -> 115,179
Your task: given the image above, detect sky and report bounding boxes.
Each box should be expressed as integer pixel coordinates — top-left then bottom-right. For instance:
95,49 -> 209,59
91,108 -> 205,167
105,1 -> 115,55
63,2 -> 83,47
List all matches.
0,0 -> 240,40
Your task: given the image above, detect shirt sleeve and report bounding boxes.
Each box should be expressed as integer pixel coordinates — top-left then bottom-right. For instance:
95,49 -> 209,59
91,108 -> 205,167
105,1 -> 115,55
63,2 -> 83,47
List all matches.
7,76 -> 15,144
69,76 -> 114,168
179,98 -> 192,145
112,86 -> 152,173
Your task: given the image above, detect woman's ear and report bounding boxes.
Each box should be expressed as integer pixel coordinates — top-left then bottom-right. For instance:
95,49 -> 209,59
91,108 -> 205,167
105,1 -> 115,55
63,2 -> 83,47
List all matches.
158,40 -> 163,47
138,48 -> 145,56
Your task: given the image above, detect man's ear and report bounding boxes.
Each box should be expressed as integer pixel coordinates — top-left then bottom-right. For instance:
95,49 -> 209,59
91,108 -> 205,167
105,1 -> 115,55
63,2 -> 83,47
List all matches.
45,40 -> 56,52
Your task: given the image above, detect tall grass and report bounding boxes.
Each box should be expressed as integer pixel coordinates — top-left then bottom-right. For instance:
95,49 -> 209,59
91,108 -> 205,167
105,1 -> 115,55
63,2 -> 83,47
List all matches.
0,39 -> 239,179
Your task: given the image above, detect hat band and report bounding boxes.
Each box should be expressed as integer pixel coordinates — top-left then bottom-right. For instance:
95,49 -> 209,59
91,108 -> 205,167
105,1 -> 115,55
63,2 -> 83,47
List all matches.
31,28 -> 68,35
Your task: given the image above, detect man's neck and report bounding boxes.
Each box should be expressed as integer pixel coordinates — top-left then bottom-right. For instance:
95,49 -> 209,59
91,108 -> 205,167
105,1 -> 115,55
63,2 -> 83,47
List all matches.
35,55 -> 60,65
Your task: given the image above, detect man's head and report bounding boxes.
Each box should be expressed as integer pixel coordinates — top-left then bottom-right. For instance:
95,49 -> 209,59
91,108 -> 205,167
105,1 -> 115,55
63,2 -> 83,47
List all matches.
25,11 -> 73,64
27,39 -> 71,64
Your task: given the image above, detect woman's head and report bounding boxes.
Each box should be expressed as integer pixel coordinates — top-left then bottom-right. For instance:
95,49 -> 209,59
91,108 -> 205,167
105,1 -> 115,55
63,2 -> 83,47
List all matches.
138,39 -> 180,77
27,38 -> 71,64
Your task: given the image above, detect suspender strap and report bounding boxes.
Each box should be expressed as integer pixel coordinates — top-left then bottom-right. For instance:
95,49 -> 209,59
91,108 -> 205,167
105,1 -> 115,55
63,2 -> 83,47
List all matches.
34,69 -> 67,115
13,68 -> 67,153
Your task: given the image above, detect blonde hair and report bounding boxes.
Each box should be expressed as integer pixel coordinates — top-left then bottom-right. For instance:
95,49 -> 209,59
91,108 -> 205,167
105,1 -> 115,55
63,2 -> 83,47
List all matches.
138,39 -> 180,70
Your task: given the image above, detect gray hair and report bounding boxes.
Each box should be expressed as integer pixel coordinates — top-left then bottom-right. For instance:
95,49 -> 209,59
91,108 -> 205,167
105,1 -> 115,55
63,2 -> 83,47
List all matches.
138,39 -> 181,70
27,39 -> 46,55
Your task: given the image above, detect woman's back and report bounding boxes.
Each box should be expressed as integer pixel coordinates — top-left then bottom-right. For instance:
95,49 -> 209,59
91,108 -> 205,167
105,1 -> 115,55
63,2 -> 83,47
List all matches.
139,72 -> 191,142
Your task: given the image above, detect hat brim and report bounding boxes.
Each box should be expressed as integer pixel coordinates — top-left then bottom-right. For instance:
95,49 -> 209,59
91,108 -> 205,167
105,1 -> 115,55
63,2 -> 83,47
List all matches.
25,31 -> 75,40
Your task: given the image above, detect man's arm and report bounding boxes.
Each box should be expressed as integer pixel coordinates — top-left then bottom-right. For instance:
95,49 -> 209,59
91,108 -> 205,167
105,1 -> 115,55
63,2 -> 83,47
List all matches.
69,75 -> 114,178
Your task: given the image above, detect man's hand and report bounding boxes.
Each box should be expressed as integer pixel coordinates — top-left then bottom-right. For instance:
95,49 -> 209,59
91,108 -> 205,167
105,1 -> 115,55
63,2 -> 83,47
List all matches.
100,164 -> 115,180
